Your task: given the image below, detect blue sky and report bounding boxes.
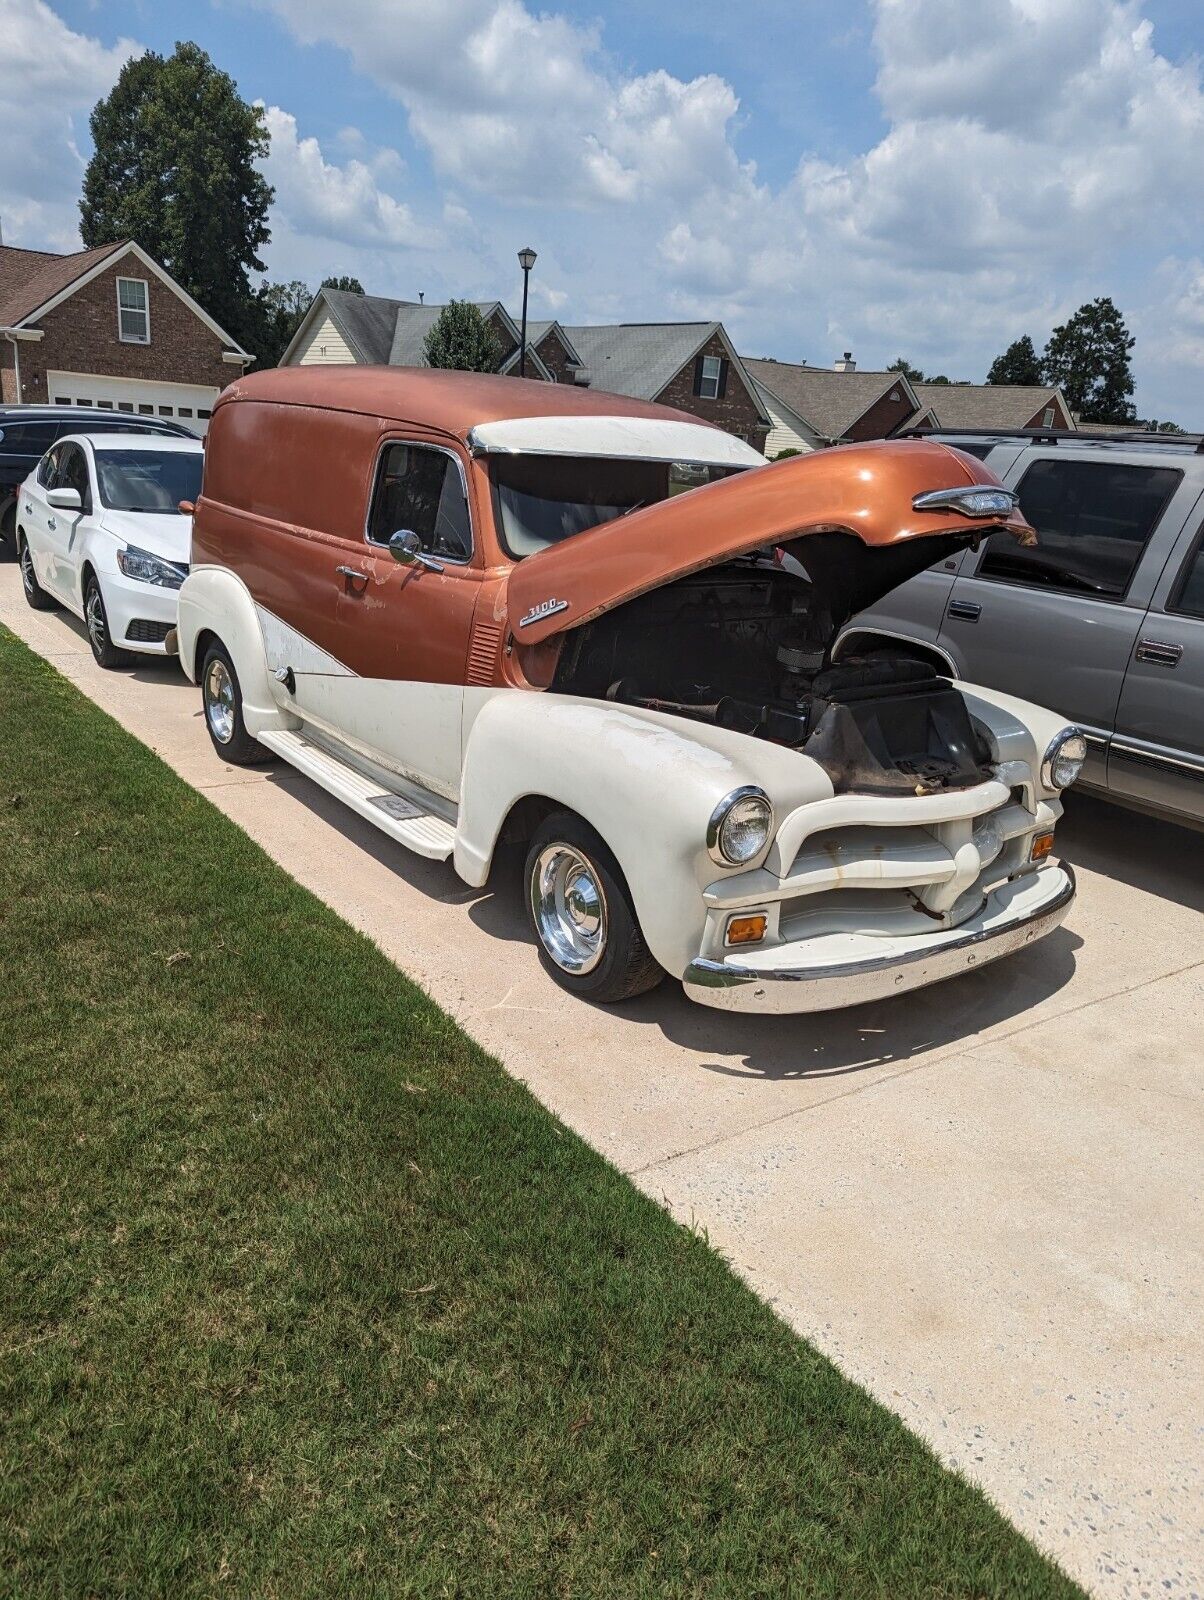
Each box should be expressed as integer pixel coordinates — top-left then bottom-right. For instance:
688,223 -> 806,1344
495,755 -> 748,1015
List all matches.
5,0 -> 1204,424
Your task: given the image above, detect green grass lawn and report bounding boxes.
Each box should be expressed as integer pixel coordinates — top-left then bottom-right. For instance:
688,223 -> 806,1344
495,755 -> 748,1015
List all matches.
0,626 -> 1084,1598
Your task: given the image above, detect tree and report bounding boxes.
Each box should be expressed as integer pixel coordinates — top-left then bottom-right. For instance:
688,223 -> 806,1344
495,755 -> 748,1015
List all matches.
986,335 -> 1043,386
80,42 -> 272,354
1040,297 -> 1136,422
251,279 -> 314,368
887,357 -> 924,383
422,300 -> 502,373
1136,418 -> 1187,434
322,275 -> 365,294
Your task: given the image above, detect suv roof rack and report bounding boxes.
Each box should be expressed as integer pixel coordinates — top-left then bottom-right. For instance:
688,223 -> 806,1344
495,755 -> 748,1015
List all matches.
898,425 -> 1204,454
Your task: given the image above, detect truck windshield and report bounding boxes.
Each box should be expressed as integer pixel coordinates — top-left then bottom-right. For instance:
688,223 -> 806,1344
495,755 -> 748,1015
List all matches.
491,454 -> 739,558
94,449 -> 203,513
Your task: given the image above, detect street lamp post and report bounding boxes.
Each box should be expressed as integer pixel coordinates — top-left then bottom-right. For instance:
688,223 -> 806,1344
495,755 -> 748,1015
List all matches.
517,246 -> 537,378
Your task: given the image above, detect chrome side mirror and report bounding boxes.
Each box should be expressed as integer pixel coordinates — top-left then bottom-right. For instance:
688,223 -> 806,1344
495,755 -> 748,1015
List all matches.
388,528 -> 443,572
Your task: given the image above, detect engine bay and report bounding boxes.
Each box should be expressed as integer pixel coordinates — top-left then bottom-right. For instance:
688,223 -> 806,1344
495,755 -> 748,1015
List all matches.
549,548 -> 994,796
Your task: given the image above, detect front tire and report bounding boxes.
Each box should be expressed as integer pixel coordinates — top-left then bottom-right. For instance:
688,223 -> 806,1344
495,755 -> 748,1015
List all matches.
524,812 -> 663,1004
200,639 -> 272,766
18,533 -> 57,611
84,572 -> 133,669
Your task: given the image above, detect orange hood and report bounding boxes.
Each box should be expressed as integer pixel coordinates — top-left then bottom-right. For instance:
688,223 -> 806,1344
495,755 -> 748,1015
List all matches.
506,439 -> 1033,644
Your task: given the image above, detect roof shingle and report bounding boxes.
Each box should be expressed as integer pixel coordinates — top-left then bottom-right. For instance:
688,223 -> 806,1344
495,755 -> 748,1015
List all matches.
0,240 -> 127,327
743,358 -> 906,440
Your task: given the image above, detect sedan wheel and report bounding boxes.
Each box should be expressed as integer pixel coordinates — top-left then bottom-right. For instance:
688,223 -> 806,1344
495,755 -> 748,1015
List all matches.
83,575 -> 129,669
18,536 -> 57,611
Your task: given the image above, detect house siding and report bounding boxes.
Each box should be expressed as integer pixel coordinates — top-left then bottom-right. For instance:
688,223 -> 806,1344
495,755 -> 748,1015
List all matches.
1022,396 -> 1071,429
755,386 -> 818,457
843,384 -> 914,442
487,309 -> 517,368
17,250 -> 233,405
0,341 -> 16,404
293,312 -> 357,365
654,331 -> 769,450
534,331 -> 576,383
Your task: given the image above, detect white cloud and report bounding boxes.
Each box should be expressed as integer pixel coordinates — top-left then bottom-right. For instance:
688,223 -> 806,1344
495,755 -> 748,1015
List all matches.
259,106 -> 441,252
0,0 -> 140,251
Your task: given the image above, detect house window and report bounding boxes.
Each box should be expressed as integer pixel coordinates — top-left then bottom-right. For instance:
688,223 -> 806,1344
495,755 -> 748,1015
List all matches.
699,354 -> 723,399
1042,406 -> 1055,428
117,276 -> 150,343
177,407 -> 193,418
54,396 -> 70,404
158,405 -> 174,416
117,401 -> 134,412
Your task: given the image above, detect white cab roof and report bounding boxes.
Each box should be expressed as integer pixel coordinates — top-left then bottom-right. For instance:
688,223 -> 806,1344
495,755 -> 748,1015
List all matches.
467,414 -> 765,467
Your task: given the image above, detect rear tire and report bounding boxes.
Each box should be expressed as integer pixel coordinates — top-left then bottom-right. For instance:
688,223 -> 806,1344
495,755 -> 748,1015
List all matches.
84,572 -> 134,669
524,812 -> 663,1004
18,533 -> 57,611
200,639 -> 272,766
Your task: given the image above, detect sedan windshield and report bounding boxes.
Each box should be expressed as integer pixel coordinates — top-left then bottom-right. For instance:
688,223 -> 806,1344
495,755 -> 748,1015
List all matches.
491,455 -> 739,558
94,449 -> 203,513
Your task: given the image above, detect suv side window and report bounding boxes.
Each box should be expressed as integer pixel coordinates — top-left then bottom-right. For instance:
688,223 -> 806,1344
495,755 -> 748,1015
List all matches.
1170,531 -> 1204,620
978,459 -> 1181,599
366,442 -> 472,562
0,421 -> 59,457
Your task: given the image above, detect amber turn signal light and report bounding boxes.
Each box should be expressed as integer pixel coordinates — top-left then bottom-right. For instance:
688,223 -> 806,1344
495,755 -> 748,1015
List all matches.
725,913 -> 767,946
1030,831 -> 1055,861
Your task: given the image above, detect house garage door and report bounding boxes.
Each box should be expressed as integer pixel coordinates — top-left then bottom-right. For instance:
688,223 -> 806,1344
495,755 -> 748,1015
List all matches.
45,370 -> 222,437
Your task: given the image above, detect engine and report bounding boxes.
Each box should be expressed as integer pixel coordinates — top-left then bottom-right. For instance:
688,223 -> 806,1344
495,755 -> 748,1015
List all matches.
549,561 -> 994,796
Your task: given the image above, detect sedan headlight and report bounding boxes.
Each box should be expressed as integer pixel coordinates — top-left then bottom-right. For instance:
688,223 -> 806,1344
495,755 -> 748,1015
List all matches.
707,787 -> 774,866
1041,727 -> 1088,791
116,545 -> 188,590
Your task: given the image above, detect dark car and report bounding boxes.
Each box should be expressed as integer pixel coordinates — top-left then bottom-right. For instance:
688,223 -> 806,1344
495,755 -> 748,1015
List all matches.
0,405 -> 195,553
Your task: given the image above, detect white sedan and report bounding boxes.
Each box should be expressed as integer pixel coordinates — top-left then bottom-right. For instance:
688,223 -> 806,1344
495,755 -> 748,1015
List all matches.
17,432 -> 203,668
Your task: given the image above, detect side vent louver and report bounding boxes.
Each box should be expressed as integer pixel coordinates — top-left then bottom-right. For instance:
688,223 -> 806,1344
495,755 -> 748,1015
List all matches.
467,619 -> 502,685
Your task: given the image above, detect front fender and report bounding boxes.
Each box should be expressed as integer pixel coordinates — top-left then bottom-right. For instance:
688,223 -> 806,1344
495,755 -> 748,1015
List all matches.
455,691 -> 831,976
176,565 -> 298,739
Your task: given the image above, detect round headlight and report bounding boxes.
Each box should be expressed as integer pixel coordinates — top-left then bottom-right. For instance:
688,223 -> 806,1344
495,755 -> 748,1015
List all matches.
707,787 -> 774,866
1041,728 -> 1088,791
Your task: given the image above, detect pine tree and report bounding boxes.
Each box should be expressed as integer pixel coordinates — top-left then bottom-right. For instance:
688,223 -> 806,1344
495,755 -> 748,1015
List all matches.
1040,298 -> 1136,422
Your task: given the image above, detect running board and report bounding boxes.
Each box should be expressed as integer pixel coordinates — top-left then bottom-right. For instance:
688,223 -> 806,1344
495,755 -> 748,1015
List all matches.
257,729 -> 456,860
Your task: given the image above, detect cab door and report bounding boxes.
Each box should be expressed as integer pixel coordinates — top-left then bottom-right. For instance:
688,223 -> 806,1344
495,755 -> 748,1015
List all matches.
936,451 -> 1194,786
310,435 -> 481,800
1109,519 -> 1204,825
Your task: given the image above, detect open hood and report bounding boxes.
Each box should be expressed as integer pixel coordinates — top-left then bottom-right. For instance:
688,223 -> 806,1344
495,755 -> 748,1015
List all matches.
507,439 -> 1033,644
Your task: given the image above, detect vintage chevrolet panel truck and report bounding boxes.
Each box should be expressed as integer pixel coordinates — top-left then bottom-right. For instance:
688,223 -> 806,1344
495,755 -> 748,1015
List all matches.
176,367 -> 1082,1011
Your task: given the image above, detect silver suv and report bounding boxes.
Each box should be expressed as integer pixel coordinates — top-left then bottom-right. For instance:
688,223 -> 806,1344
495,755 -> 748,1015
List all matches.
841,428 -> 1204,828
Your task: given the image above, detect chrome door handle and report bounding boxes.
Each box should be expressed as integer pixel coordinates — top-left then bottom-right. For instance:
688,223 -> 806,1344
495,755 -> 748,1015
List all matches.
947,599 -> 981,622
335,564 -> 369,592
1135,638 -> 1183,668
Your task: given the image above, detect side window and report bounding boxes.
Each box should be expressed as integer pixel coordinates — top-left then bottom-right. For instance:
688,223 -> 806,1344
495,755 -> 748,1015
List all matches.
1170,533 -> 1204,620
58,445 -> 91,505
37,445 -> 62,487
978,459 -> 1182,599
366,442 -> 472,561
0,422 -> 57,457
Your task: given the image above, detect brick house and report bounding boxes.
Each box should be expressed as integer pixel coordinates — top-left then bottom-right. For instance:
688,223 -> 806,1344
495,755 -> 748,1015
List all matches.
281,288 -> 771,451
745,352 -> 1073,456
0,239 -> 252,433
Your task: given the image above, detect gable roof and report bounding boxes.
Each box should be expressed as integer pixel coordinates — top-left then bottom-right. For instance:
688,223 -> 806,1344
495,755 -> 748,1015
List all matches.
314,288 -> 412,364
0,238 -> 251,356
389,299 -> 520,366
560,321 -> 718,400
0,241 -> 126,326
907,381 -> 1070,430
744,358 -> 914,441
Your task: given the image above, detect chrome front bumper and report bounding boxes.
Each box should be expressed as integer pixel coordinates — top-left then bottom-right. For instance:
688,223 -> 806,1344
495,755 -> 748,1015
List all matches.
682,864 -> 1075,1014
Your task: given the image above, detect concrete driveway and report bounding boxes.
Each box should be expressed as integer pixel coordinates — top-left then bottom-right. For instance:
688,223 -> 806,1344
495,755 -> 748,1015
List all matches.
2,563 -> 1201,1599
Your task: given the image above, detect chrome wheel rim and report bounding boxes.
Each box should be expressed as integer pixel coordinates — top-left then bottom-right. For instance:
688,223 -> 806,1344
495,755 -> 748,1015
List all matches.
204,657 -> 236,745
85,584 -> 106,651
19,540 -> 34,598
531,844 -> 607,974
